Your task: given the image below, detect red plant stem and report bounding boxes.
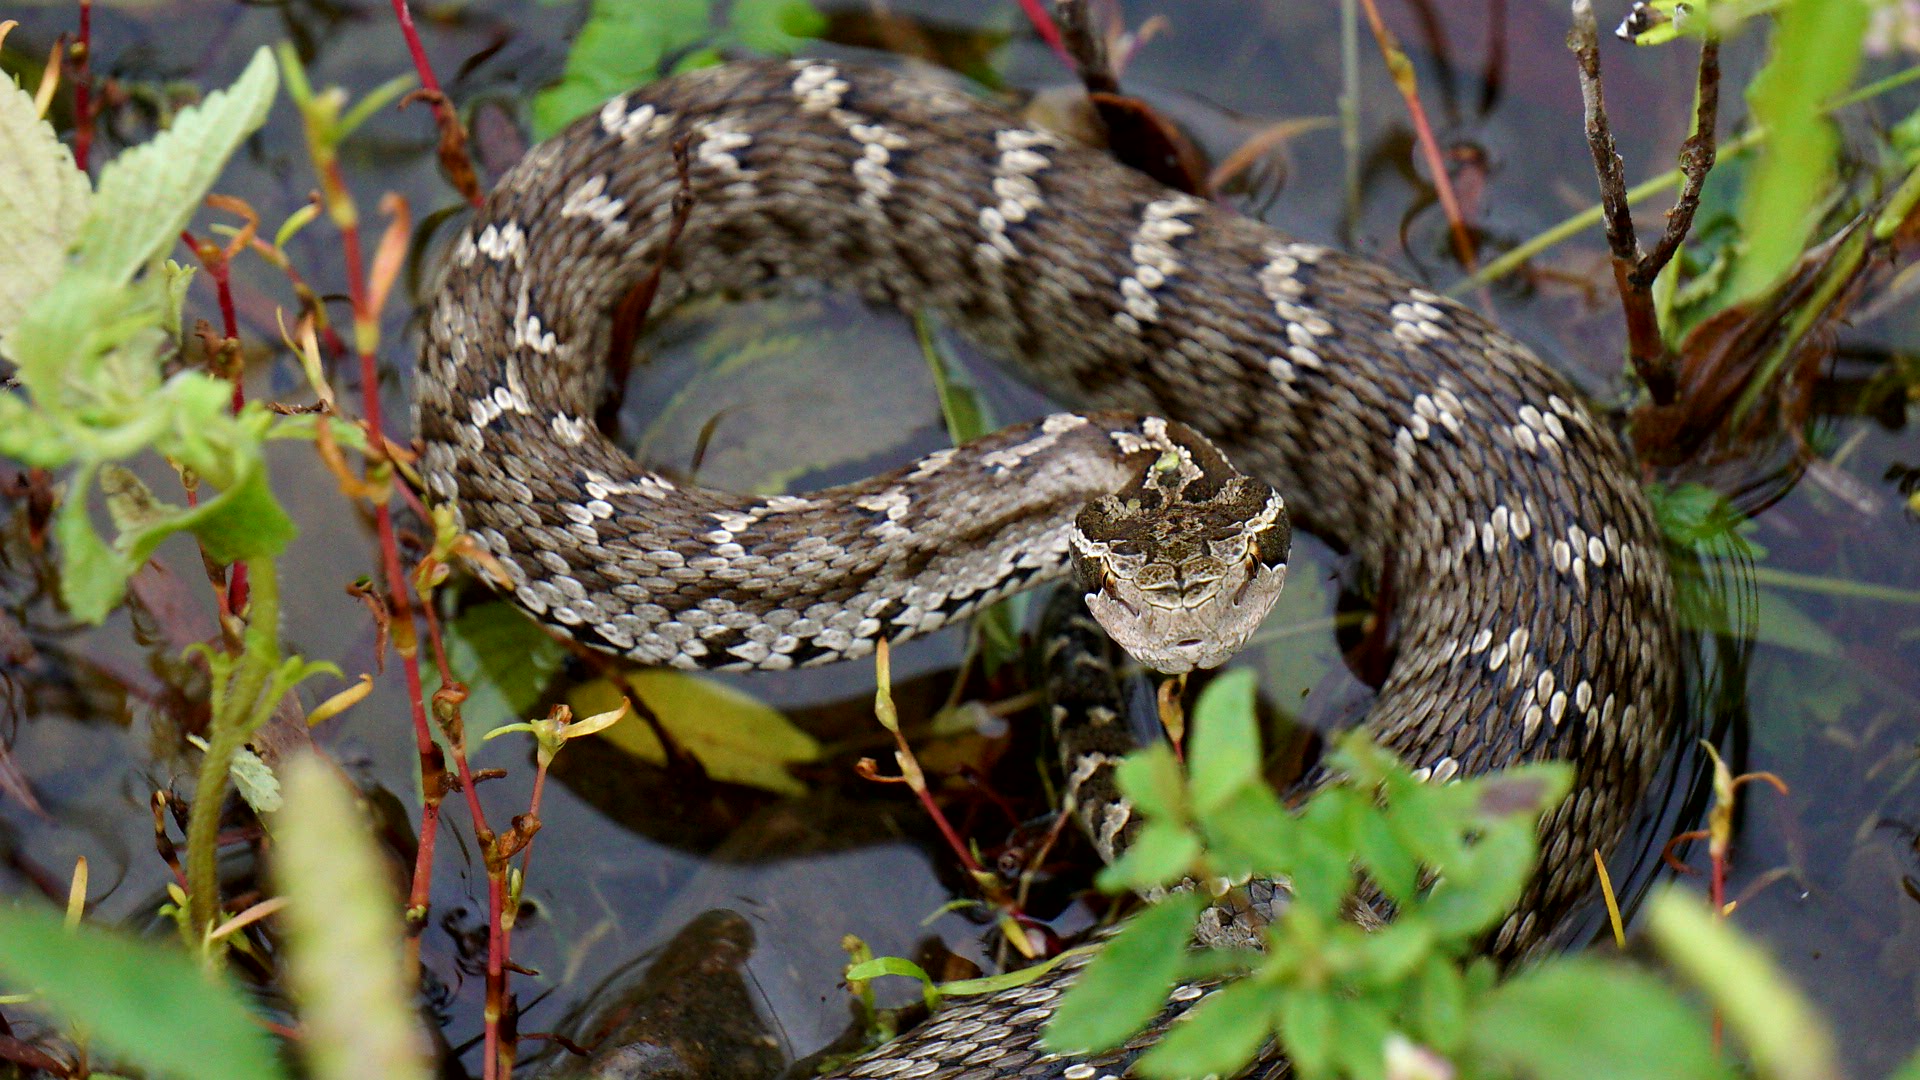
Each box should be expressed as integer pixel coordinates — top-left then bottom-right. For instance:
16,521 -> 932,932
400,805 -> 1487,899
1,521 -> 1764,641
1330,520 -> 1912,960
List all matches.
1355,0 -> 1479,271
72,0 -> 93,171
1013,0 -> 1080,72
387,0 -> 445,96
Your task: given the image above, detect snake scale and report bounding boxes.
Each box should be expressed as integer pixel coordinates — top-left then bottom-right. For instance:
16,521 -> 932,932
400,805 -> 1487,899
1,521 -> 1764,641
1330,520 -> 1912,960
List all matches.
415,59 -> 1681,1079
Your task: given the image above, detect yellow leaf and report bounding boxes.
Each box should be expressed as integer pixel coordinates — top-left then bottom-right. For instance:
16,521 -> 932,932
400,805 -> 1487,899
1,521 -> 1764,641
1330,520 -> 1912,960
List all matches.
569,671 -> 820,795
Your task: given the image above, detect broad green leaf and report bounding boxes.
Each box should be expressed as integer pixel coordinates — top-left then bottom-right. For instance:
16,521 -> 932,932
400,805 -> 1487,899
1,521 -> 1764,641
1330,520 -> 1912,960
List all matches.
530,0 -> 708,136
1351,806 -> 1419,903
438,602 -> 569,745
74,47 -> 278,284
569,670 -> 821,794
1278,986 -> 1335,1079
1408,956 -> 1467,1054
1188,668 -> 1260,814
1348,920 -> 1435,988
276,757 -> 431,1080
1422,821 -> 1538,940
728,0 -> 826,52
1730,0 -> 1869,302
0,902 -> 288,1080
0,70 -> 90,336
1097,820 -> 1201,892
1646,889 -> 1838,1080
1044,891 -> 1204,1055
1197,777 -> 1292,876
1470,957 -> 1731,1080
1114,742 -> 1187,820
98,459 -> 294,570
1135,979 -> 1273,1079
844,955 -> 939,1009
1326,994 -> 1393,1080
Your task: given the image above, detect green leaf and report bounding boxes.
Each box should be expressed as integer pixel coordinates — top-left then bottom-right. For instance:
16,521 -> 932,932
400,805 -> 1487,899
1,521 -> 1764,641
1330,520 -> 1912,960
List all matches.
1470,957 -> 1731,1080
276,757 -> 431,1080
1422,821 -> 1538,940
1645,889 -> 1838,1080
1187,668 -> 1260,814
1197,778 -> 1292,876
1408,956 -> 1467,1054
1113,742 -> 1187,820
1097,820 -> 1201,892
1352,805 -> 1419,903
569,670 -> 821,794
727,0 -> 826,53
1327,994 -> 1393,1080
1729,0 -> 1870,302
1278,986 -> 1335,1079
53,465 -> 136,623
844,955 -> 939,1009
0,68 -> 90,338
1135,979 -> 1273,1079
0,902 -> 288,1080
529,0 -> 709,137
1044,892 -> 1204,1055
1348,920 -> 1435,988
75,47 -> 278,285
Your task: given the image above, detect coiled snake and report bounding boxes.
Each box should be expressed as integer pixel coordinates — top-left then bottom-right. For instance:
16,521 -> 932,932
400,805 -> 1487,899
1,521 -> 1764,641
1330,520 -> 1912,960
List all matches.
416,59 -> 1681,1079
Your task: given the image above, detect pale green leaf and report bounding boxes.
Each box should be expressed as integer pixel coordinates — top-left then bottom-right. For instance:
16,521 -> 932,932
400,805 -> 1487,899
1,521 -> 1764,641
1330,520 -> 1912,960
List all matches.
227,745 -> 283,813
275,757 -> 431,1080
568,670 -> 821,794
0,71 -> 90,337
74,47 -> 278,284
53,465 -> 136,623
0,902 -> 288,1080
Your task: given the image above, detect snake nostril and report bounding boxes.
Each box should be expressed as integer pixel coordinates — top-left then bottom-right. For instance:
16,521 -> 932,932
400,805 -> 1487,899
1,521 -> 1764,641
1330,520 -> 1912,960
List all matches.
1176,638 -> 1203,649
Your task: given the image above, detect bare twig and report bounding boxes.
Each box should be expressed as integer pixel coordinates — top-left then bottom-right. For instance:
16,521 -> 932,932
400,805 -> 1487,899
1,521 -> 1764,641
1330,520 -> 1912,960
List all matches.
1637,36 -> 1721,284
1568,0 -> 1720,403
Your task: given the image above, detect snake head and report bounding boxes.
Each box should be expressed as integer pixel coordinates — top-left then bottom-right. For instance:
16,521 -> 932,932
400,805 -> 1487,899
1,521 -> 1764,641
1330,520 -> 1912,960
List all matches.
1069,423 -> 1291,674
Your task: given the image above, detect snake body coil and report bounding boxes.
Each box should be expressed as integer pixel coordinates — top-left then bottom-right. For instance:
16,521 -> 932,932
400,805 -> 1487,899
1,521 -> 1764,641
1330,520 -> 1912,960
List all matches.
416,60 -> 1681,1078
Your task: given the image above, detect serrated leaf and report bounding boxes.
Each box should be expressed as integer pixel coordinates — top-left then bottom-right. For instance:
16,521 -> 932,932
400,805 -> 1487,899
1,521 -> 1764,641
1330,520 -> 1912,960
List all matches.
1188,668 -> 1260,814
1135,979 -> 1273,1079
97,457 -> 294,569
1044,891 -> 1203,1055
0,901 -> 288,1080
228,744 -> 282,813
74,47 -> 278,284
275,757 -> 431,1080
568,670 -> 820,795
529,0 -> 707,136
0,70 -> 90,336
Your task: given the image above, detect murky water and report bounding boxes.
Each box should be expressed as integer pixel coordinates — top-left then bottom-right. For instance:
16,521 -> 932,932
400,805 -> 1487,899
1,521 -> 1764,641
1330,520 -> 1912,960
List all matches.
2,0 -> 1917,1074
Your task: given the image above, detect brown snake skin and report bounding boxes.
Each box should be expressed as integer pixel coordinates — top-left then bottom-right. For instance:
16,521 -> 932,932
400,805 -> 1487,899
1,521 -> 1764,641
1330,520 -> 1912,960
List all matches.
415,59 -> 1681,1079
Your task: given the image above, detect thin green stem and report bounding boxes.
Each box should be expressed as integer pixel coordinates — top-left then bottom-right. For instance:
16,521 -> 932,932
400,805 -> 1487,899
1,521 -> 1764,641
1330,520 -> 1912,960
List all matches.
1450,63 -> 1920,295
184,556 -> 281,958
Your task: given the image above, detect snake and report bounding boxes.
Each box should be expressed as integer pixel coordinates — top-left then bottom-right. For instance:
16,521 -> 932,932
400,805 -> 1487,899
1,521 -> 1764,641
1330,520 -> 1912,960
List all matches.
414,58 -> 1681,1079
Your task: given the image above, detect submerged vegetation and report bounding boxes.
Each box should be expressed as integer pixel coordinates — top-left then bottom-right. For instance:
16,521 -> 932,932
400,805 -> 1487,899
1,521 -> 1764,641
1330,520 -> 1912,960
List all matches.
0,0 -> 1916,1077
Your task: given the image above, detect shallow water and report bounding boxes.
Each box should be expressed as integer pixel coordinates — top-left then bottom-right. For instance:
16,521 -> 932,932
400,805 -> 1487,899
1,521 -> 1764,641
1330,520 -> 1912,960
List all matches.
2,0 -> 1918,1074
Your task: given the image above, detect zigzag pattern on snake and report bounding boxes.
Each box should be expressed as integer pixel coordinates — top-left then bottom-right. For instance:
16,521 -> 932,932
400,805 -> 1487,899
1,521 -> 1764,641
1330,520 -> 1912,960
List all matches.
414,59 -> 1681,1078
